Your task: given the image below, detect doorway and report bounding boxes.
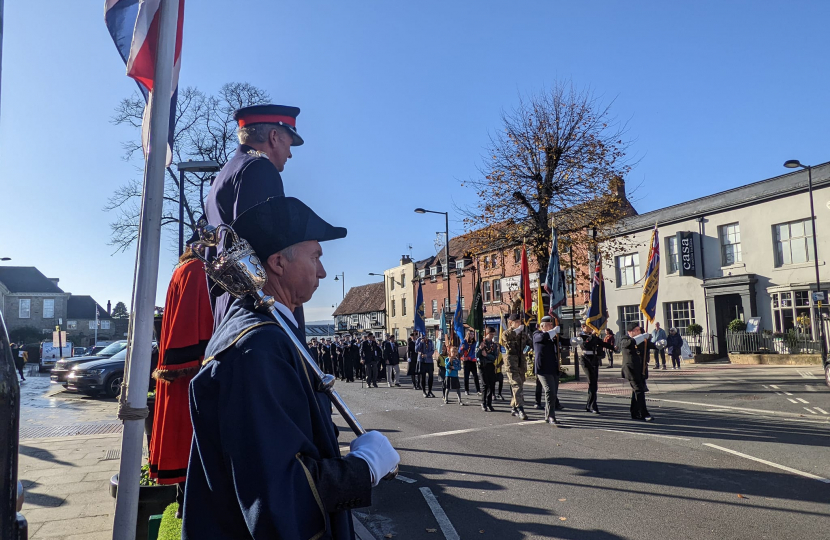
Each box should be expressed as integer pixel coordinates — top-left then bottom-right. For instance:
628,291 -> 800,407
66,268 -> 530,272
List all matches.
714,294 -> 743,355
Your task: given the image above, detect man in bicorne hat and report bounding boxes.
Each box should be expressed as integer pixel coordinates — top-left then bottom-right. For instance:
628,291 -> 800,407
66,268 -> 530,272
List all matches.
205,104 -> 305,329
183,196 -> 399,540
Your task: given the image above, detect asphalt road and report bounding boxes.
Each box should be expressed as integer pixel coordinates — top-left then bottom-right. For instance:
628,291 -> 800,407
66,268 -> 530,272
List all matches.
336,364 -> 830,540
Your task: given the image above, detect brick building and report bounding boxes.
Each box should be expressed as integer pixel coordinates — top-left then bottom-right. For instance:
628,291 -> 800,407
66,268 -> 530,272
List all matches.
65,296 -> 116,346
0,267 -> 70,340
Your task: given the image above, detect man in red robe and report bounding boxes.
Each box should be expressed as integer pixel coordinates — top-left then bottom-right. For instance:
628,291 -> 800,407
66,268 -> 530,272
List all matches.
149,247 -> 213,514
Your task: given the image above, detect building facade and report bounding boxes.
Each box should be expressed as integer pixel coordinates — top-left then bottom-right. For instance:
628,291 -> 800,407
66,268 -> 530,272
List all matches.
0,267 -> 71,341
65,296 -> 116,346
383,256 -> 417,339
601,163 -> 830,356
332,282 -> 387,336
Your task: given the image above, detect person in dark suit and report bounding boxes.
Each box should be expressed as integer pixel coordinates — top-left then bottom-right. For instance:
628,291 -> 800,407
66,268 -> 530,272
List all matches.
406,333 -> 420,389
533,316 -> 566,424
382,334 -> 401,387
361,333 -> 382,388
342,337 -> 357,382
183,196 -> 399,540
321,339 -> 333,375
309,338 -> 320,367
575,323 -> 614,414
619,323 -> 656,422
204,104 -> 305,331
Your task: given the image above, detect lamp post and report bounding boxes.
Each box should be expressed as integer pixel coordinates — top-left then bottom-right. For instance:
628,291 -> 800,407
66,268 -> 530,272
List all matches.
783,160 -> 828,373
333,273 -> 345,300
415,208 -> 451,317
175,160 -> 221,256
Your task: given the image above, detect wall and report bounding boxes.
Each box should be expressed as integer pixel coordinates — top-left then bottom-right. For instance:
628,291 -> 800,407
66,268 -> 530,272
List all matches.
2,293 -> 71,337
384,260 -> 416,338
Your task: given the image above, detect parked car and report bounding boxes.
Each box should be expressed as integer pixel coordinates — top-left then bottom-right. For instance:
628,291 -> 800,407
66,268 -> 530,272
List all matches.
397,340 -> 409,360
65,345 -> 158,398
50,340 -> 128,384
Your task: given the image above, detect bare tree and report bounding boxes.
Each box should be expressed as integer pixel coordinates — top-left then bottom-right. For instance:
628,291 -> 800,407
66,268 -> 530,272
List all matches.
461,81 -> 635,275
105,83 -> 271,251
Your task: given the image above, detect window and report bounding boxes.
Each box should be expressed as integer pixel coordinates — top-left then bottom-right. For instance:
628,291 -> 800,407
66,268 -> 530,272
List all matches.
67,320 -> 77,330
401,271 -> 406,285
665,301 -> 695,334
430,266 -> 438,276
491,254 -> 499,268
493,279 -> 502,301
483,257 -> 490,270
419,269 -> 426,278
619,305 -> 643,330
19,299 -> 30,319
89,320 -> 97,329
350,314 -> 359,325
456,260 -> 465,270
42,299 -> 55,318
432,299 -> 438,317
483,281 -> 492,303
390,277 -> 395,291
101,320 -> 111,330
719,223 -> 742,266
774,219 -> 815,266
666,236 -> 679,274
615,254 -> 641,287
461,296 -> 466,309
513,248 -> 521,263
771,291 -> 819,334
371,312 -> 379,323
391,300 -> 396,317
402,298 -> 407,316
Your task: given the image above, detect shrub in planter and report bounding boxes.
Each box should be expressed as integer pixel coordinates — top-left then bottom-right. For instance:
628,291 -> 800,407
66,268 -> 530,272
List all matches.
727,319 -> 747,333
110,464 -> 177,540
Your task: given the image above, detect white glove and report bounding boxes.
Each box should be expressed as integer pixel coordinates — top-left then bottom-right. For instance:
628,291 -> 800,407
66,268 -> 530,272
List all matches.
552,326 -> 560,335
348,430 -> 400,487
514,325 -> 525,334
573,336 -> 585,347
634,333 -> 649,345
547,327 -> 560,339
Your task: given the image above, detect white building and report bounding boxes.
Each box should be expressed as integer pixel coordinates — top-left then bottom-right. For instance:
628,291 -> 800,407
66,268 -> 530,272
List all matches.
601,162 -> 830,357
383,256 -> 417,339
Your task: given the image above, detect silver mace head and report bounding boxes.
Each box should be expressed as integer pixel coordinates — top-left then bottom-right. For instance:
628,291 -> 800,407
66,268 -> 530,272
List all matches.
188,222 -> 274,311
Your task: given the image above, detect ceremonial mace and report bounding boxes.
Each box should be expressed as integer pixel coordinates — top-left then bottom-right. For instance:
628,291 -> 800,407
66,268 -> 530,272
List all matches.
191,222 -> 397,479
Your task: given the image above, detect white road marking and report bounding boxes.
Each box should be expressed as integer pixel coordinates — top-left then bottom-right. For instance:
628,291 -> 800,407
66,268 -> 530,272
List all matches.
396,475 -> 417,484
815,408 -> 829,415
603,429 -> 690,441
770,385 -> 780,389
787,398 -> 798,404
704,443 -> 830,483
774,391 -> 783,396
400,420 -> 547,441
796,398 -> 809,404
761,384 -> 769,389
420,487 -> 460,540
798,370 -> 817,379
784,391 -> 794,396
647,397 -> 830,423
804,407 -> 818,414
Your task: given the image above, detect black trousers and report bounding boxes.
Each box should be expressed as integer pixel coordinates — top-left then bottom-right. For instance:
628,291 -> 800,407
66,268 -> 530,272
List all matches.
481,363 -> 496,406
582,358 -> 600,411
622,364 -> 650,418
355,360 -> 365,379
496,372 -> 504,395
653,348 -> 666,367
343,359 -> 354,381
366,361 -> 379,385
17,366 -> 25,380
606,350 -> 614,368
323,358 -> 333,375
463,360 -> 480,393
419,362 -> 434,394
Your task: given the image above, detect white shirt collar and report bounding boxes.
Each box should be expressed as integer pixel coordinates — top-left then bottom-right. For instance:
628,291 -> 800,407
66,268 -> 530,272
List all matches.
273,301 -> 298,329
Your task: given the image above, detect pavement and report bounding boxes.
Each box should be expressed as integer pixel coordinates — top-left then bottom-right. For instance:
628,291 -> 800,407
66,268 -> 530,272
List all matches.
15,362 -> 830,539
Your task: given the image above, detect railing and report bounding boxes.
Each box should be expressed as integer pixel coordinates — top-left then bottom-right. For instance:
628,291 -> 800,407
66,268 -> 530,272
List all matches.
726,331 -> 822,355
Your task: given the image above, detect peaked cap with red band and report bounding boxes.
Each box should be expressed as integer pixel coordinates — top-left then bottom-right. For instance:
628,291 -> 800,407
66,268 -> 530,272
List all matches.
233,104 -> 304,146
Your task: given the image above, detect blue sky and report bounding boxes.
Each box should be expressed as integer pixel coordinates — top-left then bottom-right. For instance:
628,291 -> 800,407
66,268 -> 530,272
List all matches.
1,1 -> 828,322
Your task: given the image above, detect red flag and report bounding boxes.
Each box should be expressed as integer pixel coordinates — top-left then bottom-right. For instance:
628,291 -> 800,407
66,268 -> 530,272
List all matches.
520,244 -> 532,313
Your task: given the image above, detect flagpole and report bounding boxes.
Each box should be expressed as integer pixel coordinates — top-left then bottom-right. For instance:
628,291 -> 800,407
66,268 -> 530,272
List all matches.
95,305 -> 98,346
112,1 -> 179,538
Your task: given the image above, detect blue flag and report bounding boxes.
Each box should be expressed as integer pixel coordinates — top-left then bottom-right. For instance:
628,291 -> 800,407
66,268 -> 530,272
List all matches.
544,228 -> 567,312
585,257 -> 609,333
414,280 -> 426,335
453,286 -> 465,343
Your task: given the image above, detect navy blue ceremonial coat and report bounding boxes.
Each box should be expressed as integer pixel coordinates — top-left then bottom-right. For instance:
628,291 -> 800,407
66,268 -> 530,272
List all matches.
204,144 -> 304,332
183,298 -> 372,540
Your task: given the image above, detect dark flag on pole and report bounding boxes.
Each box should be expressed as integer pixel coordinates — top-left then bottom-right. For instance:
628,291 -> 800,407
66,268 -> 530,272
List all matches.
466,277 -> 484,336
543,227 -> 567,315
585,257 -> 609,333
519,243 -> 532,317
414,280 -> 426,335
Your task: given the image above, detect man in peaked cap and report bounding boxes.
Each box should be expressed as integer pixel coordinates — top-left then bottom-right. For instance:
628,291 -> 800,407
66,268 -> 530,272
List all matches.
204,104 -> 305,330
183,197 -> 400,540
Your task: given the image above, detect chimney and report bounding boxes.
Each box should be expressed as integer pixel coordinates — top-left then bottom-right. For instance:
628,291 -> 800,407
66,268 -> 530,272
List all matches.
107,300 -> 111,315
610,176 -> 626,199
400,255 -> 412,265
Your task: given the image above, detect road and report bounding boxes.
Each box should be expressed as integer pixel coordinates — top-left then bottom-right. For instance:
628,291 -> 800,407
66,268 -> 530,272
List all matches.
335,364 -> 830,540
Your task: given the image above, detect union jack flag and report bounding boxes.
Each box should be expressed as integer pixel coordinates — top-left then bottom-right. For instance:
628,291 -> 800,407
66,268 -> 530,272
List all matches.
105,0 -> 185,159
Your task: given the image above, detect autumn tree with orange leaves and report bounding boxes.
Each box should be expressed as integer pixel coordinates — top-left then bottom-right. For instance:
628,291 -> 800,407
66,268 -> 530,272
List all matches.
461,82 -> 636,288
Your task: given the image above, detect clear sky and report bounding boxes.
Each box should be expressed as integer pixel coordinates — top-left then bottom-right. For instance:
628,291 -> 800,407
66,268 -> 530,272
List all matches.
1,1 -> 828,322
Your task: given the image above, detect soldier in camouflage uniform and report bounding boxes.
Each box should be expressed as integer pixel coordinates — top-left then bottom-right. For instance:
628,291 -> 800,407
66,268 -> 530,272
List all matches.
504,313 -> 532,420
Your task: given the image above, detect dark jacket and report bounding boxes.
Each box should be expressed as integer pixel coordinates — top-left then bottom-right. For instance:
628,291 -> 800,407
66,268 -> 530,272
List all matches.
183,298 -> 371,540
360,341 -> 381,363
578,333 -> 613,368
532,330 -> 561,375
407,338 -> 416,361
382,341 -> 400,365
667,333 -> 683,354
619,335 -> 657,374
476,339 -> 498,366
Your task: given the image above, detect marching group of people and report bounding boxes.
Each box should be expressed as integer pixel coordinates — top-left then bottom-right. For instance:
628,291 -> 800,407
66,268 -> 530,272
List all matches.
309,314 -> 682,427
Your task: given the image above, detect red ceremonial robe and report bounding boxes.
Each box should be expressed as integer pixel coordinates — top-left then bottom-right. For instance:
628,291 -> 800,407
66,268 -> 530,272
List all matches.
149,258 -> 213,484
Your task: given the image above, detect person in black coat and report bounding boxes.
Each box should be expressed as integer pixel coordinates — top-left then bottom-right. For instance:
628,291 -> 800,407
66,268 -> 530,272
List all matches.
533,317 -> 567,424
360,333 -> 382,387
476,326 -> 499,412
460,330 -> 481,395
320,340 -> 333,375
308,338 -> 320,366
575,323 -> 614,414
619,323 -> 658,421
183,195 -> 399,540
382,335 -> 401,387
406,334 -> 419,389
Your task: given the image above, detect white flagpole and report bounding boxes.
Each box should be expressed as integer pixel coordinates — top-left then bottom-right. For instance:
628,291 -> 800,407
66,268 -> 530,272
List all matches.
111,1 -> 179,538
95,305 -> 99,346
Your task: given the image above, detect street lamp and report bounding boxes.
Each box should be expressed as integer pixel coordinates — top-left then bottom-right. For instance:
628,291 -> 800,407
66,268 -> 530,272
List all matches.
333,272 -> 345,299
783,160 -> 828,372
176,160 -> 221,256
415,208 -> 451,317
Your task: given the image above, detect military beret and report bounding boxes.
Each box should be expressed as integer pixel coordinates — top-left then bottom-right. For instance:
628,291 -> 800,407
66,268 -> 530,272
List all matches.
541,315 -> 553,323
231,197 -> 346,260
626,322 -> 640,332
508,313 -> 522,322
234,104 -> 304,146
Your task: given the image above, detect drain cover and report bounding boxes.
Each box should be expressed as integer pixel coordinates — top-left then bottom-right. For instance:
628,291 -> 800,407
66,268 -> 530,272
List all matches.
19,422 -> 123,439
102,449 -> 121,461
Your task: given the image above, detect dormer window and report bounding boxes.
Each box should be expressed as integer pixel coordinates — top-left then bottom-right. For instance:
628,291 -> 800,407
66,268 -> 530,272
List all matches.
430,266 -> 438,276
456,260 -> 465,270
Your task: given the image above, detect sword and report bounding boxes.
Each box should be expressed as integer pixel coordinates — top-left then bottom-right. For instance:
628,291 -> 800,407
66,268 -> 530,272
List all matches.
190,222 -> 397,479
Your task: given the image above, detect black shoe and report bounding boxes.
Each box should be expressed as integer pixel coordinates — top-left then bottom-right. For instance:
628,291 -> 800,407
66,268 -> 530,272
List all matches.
518,408 -> 529,421
535,403 -> 544,410
428,392 -> 436,398
395,383 -> 401,387
488,404 -> 496,412
644,415 -> 654,422
593,409 -> 601,415
547,417 -> 560,425
511,407 -> 519,417
465,391 -> 471,396
424,393 -> 430,398
481,404 -> 487,411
